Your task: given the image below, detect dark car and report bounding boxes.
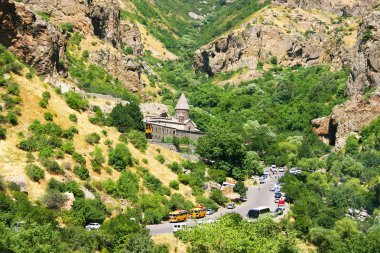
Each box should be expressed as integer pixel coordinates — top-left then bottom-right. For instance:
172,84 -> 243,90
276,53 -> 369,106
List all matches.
273,207 -> 284,216
274,192 -> 282,199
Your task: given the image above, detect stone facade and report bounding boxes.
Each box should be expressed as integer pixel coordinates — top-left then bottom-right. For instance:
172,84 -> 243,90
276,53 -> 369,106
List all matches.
145,93 -> 203,141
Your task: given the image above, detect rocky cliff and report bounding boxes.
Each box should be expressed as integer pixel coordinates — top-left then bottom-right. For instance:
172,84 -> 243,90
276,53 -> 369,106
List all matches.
313,9 -> 380,149
0,0 -> 67,75
24,0 -> 124,48
1,0 -> 146,92
346,10 -> 380,95
194,6 -> 356,76
272,0 -> 377,16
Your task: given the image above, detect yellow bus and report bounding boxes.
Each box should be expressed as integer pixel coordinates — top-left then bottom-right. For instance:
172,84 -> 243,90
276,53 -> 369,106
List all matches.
190,206 -> 207,219
169,209 -> 188,223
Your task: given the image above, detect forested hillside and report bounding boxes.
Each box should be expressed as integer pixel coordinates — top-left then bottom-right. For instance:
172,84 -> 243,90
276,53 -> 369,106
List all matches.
1,0 -> 380,252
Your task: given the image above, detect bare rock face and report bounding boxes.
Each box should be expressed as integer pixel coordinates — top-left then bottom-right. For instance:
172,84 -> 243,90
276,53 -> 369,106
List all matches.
194,23 -> 351,76
121,21 -> 144,55
313,10 -> 380,148
89,0 -> 121,48
346,11 -> 380,95
272,0 -> 377,16
313,93 -> 380,149
89,49 -> 142,93
0,0 -> 67,75
24,0 -> 93,34
25,0 -> 122,48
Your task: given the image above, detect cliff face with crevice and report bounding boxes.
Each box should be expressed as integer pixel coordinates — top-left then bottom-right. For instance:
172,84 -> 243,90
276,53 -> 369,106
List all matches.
312,10 -> 380,149
0,0 -> 67,75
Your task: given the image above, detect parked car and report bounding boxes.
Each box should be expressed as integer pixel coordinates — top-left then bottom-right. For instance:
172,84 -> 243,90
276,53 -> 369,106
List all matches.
289,168 -> 297,174
278,198 -> 286,207
296,168 -> 302,174
227,203 -> 236,209
85,223 -> 101,230
273,207 -> 285,216
206,209 -> 215,215
270,185 -> 276,191
274,192 -> 282,199
240,195 -> 248,202
173,223 -> 187,232
259,178 -> 266,184
279,167 -> 285,172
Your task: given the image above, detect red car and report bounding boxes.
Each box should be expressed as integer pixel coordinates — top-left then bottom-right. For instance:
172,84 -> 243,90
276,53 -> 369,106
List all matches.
278,198 -> 285,207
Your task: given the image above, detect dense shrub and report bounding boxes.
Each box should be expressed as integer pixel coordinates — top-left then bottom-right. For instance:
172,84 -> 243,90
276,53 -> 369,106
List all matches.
72,152 -> 86,166
64,91 -> 89,111
41,159 -> 64,174
0,127 -> 6,140
108,143 -> 133,171
109,103 -> 145,132
25,164 -> 45,182
210,189 -> 228,206
42,190 -> 68,209
74,165 -> 90,180
69,114 -> 78,122
47,178 -> 84,198
117,171 -> 139,202
168,162 -> 181,173
85,133 -> 101,145
90,146 -> 105,172
61,141 -> 75,154
169,180 -> 179,190
43,112 -> 54,121
127,130 -> 148,151
155,155 -> 165,164
72,198 -> 107,225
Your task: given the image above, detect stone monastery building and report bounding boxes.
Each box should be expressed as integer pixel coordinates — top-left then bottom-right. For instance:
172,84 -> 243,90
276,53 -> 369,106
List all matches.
145,93 -> 203,141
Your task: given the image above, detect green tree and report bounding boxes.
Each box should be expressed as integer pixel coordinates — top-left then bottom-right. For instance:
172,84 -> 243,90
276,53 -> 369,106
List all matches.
196,127 -> 246,175
108,143 -> 133,171
210,189 -> 228,206
233,181 -> 248,197
109,103 -> 145,132
72,198 -> 107,225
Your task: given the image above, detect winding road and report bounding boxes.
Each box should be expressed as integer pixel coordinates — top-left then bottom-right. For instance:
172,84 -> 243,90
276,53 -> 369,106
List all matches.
148,173 -> 285,235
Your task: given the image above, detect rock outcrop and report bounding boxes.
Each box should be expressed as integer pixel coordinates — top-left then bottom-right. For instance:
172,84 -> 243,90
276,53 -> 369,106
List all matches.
89,0 -> 121,48
272,0 -> 377,17
24,0 -> 93,34
25,0 -> 123,48
346,10 -> 380,95
313,10 -> 380,148
0,0 -> 67,75
312,93 -> 380,149
121,21 -> 144,55
194,6 -> 355,76
89,49 -> 142,92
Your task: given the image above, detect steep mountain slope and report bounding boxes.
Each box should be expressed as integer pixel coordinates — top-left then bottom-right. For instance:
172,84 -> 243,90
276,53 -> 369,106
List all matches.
194,3 -> 359,77
312,8 -> 380,149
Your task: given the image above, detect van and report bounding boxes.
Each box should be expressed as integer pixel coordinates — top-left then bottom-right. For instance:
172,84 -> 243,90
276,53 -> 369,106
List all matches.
173,223 -> 187,232
246,206 -> 271,219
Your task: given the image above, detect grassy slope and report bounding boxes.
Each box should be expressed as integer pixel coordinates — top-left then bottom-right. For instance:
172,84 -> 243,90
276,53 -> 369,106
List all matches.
0,71 -> 194,203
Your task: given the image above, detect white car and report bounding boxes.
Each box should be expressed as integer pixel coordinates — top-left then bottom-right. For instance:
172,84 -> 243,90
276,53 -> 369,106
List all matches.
173,223 -> 187,232
279,167 -> 285,172
206,209 -> 215,215
289,168 -> 297,174
227,203 -> 236,209
85,223 -> 101,230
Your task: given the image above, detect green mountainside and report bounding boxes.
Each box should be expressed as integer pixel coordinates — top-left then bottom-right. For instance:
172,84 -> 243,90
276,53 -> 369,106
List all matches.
1,0 -> 380,252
